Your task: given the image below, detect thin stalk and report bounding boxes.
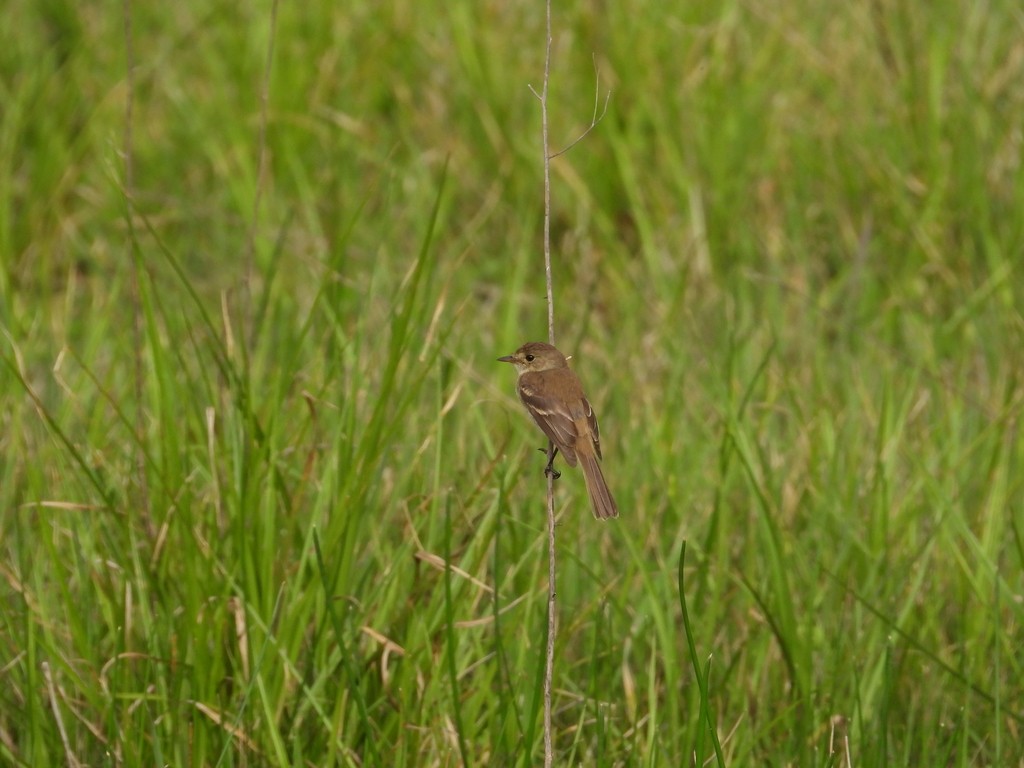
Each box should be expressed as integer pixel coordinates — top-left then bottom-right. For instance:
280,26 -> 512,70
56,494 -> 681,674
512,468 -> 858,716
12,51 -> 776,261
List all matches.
538,0 -> 556,764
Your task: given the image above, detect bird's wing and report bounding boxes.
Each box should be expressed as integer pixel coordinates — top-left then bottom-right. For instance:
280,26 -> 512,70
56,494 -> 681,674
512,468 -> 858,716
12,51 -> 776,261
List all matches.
518,378 -> 580,465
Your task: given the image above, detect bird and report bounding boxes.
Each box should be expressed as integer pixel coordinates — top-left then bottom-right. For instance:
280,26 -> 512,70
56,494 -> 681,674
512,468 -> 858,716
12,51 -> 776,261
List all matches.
498,341 -> 618,520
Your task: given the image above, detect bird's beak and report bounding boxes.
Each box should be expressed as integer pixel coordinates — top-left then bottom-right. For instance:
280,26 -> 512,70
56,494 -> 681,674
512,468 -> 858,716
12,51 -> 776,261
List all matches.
497,355 -> 516,363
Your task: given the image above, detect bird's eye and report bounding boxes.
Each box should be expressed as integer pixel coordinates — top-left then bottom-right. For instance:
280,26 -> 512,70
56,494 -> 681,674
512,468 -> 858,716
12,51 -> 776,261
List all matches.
525,354 -> 535,362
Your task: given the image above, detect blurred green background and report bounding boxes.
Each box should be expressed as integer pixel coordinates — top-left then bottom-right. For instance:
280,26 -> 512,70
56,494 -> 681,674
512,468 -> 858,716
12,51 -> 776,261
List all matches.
2,0 -> 1022,765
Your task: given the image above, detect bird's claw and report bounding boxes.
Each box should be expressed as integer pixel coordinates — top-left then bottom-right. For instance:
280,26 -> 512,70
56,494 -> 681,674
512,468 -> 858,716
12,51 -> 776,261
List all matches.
537,446 -> 560,479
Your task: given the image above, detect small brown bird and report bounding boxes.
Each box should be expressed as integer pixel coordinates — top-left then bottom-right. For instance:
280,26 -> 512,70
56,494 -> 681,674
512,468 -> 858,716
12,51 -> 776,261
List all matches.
498,341 -> 619,520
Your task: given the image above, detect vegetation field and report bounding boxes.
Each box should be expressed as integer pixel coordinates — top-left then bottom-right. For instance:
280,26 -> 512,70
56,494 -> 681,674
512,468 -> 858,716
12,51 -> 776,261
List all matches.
2,0 -> 1022,765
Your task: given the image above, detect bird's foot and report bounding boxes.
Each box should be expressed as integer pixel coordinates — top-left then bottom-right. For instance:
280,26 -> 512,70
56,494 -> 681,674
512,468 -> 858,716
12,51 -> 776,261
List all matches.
540,447 -> 561,479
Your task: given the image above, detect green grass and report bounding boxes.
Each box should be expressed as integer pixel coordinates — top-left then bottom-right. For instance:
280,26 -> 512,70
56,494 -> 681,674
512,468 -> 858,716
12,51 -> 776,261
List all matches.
2,0 -> 1023,765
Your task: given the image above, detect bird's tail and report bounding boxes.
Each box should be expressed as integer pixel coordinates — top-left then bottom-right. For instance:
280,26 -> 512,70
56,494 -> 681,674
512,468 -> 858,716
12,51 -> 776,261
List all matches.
578,450 -> 619,520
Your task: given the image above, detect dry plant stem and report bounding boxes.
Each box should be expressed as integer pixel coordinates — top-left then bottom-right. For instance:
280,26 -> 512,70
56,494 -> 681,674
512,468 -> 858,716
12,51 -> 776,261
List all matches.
529,22 -> 608,766
43,662 -> 79,768
539,0 -> 556,764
